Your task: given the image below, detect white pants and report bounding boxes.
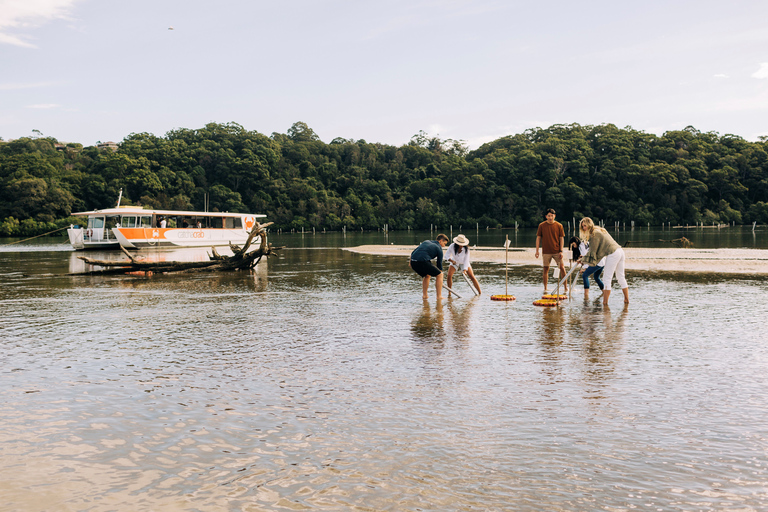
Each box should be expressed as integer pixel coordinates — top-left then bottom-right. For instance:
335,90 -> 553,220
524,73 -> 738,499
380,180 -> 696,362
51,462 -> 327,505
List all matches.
602,247 -> 628,290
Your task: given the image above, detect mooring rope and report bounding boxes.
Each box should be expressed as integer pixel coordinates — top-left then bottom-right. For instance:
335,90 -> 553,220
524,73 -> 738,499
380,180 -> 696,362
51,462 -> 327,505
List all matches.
0,225 -> 70,246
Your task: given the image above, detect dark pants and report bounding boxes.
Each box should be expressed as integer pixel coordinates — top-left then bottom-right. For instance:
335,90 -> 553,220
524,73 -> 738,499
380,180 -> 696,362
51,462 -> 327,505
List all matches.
582,266 -> 604,290
411,260 -> 441,277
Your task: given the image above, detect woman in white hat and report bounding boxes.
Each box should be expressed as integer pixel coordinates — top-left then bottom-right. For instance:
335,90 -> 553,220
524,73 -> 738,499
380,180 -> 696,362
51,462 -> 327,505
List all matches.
445,234 -> 481,294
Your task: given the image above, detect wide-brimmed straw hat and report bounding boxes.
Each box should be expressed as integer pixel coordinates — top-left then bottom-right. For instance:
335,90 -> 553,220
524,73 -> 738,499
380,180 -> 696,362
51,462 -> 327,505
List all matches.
453,234 -> 469,246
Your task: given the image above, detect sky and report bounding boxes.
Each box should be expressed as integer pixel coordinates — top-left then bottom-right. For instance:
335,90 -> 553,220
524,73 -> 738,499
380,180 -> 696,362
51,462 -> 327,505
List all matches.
1,0 -> 767,149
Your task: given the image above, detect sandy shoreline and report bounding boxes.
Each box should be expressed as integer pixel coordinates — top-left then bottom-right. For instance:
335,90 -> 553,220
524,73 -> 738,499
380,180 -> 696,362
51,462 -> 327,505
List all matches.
344,245 -> 768,274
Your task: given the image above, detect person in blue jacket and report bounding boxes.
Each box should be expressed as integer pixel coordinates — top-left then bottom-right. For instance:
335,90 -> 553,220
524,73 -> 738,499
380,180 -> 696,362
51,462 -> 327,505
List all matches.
409,234 -> 450,299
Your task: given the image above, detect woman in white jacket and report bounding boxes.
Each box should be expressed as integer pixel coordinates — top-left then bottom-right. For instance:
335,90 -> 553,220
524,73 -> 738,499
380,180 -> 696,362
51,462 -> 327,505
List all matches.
445,234 -> 481,295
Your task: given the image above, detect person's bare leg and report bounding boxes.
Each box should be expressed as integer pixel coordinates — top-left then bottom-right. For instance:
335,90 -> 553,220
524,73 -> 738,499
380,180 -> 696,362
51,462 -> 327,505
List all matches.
622,287 -> 629,304
542,266 -> 549,291
447,266 -> 456,289
422,276 -> 430,299
436,273 -> 444,299
602,289 -> 611,305
559,260 -> 568,291
467,268 -> 481,294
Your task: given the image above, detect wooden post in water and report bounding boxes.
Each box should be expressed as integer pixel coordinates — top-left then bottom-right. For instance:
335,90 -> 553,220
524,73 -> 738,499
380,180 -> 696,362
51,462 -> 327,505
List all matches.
504,235 -> 509,296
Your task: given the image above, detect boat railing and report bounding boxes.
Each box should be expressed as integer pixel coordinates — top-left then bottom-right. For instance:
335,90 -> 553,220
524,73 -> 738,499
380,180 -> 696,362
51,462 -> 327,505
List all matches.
83,228 -> 119,242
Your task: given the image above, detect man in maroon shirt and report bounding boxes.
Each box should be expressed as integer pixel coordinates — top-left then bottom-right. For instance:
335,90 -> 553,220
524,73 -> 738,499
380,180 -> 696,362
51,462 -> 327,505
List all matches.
534,208 -> 567,293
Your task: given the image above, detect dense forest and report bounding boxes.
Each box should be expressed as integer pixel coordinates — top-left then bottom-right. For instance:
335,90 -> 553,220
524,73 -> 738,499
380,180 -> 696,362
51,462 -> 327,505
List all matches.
1,121 -> 767,237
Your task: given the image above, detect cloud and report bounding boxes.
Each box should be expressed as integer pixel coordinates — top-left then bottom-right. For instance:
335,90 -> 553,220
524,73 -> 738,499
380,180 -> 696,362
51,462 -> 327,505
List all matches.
752,63 -> 768,79
428,124 -> 445,135
0,0 -> 80,48
713,74 -> 729,79
27,103 -> 60,109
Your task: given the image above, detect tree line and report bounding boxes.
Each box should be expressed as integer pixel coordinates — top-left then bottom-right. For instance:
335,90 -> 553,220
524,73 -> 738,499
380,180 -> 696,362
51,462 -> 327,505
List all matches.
1,121 -> 767,237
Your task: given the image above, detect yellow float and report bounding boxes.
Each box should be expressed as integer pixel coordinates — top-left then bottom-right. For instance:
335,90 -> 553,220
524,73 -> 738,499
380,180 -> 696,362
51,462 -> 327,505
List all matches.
491,295 -> 516,301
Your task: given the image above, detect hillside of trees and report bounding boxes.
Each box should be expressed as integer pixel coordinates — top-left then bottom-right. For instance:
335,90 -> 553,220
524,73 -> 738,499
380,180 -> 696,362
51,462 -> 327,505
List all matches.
1,121 -> 767,237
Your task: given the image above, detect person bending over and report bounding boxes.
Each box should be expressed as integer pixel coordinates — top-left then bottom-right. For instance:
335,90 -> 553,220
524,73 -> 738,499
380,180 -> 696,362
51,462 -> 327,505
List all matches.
579,217 -> 629,305
409,234 -> 450,300
445,234 -> 481,295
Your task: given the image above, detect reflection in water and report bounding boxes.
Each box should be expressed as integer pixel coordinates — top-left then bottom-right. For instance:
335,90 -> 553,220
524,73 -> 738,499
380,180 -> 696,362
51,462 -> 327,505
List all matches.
446,296 -> 477,340
67,247 -> 236,273
578,304 -> 629,400
411,296 -> 478,344
411,299 -> 445,342
66,248 -> 269,293
538,306 -> 566,351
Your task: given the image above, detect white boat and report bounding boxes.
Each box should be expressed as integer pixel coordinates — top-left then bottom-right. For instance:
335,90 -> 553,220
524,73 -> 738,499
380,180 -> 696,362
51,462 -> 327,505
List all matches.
67,206 -> 266,250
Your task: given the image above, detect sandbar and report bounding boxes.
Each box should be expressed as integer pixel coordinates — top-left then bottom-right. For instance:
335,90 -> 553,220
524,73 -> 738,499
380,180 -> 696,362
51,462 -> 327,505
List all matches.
344,245 -> 768,275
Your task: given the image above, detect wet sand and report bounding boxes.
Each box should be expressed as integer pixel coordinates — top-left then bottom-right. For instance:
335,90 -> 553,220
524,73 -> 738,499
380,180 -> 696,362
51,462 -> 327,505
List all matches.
344,245 -> 768,274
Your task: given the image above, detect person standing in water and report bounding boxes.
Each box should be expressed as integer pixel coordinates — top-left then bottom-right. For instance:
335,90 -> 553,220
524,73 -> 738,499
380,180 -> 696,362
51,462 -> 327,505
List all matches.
578,217 -> 629,305
445,234 -> 481,295
534,208 -> 567,293
409,234 -> 450,300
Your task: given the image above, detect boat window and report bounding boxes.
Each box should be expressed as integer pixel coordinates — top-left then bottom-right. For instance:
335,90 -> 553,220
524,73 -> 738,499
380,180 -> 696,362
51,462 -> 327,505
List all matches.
140,215 -> 152,227
210,216 -> 223,229
121,216 -> 137,228
225,217 -> 242,229
90,217 -> 105,229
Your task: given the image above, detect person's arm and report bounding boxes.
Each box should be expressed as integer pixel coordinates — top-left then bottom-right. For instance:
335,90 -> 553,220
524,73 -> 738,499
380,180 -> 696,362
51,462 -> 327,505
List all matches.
535,236 -> 541,258
444,245 -> 455,266
582,235 -> 600,266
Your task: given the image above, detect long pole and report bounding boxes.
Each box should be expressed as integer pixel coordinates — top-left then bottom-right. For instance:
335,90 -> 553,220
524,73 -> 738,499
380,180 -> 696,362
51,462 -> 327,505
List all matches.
462,271 -> 479,296
505,235 -> 509,296
442,279 -> 462,298
555,263 -> 582,296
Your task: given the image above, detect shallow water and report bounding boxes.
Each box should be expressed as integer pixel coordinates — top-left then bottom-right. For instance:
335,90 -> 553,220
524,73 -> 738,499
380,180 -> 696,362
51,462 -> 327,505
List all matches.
2,238 -> 768,511
269,225 -> 768,250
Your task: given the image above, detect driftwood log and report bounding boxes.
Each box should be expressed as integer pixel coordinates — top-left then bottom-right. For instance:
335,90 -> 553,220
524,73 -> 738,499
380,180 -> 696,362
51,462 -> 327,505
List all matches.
71,221 -> 281,276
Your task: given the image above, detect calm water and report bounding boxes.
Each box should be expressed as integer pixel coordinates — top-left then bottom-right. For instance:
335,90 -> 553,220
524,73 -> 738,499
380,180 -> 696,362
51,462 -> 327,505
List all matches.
268,225 -> 768,250
2,231 -> 768,511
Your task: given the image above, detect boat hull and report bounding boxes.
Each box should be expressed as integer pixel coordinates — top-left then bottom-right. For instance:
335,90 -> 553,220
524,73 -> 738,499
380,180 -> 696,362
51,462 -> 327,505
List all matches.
67,228 -> 121,251
112,227 -> 261,249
